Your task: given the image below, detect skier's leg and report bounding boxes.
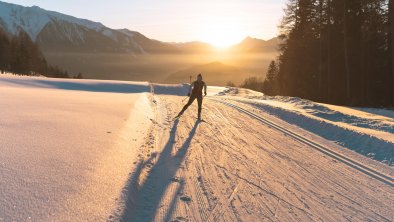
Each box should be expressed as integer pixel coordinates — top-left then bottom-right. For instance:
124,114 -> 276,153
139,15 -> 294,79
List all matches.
197,95 -> 202,119
178,94 -> 196,116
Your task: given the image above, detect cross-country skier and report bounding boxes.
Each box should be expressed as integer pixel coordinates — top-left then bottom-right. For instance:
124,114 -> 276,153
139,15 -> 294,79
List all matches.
176,73 -> 207,120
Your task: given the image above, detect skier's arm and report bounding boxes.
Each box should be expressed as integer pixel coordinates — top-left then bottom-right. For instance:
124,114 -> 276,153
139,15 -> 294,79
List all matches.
204,83 -> 207,96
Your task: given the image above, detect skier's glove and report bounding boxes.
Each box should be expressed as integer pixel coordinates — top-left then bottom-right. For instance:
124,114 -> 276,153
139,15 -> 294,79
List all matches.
204,92 -> 207,96
187,92 -> 191,97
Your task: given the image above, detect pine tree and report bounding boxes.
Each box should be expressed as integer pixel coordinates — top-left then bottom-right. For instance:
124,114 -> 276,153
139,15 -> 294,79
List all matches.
277,0 -> 392,106
266,61 -> 278,83
263,61 -> 279,95
390,0 -> 394,105
343,0 -> 351,103
0,29 -> 10,73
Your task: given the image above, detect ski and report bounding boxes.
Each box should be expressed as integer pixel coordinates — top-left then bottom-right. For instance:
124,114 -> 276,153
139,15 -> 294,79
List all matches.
173,114 -> 182,121
197,118 -> 209,123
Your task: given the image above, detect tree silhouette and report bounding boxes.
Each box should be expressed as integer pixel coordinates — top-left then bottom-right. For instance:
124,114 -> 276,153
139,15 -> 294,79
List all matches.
274,0 -> 392,106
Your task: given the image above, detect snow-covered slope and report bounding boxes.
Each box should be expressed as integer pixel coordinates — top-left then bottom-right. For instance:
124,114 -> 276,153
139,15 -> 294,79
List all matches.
1,75 -> 393,221
218,87 -> 394,165
0,74 -> 154,221
0,2 -> 103,41
0,1 -> 178,53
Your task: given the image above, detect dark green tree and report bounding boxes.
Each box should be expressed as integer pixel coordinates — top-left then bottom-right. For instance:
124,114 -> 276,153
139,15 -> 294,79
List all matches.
276,0 -> 392,106
0,29 -> 10,73
262,61 -> 279,95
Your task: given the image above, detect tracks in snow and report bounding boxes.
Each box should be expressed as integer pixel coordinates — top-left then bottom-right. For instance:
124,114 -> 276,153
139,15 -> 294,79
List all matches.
114,94 -> 394,221
213,98 -> 394,187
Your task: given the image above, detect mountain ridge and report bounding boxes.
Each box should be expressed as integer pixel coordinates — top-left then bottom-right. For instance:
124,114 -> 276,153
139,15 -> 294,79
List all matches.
0,1 -> 179,54
0,1 -> 277,54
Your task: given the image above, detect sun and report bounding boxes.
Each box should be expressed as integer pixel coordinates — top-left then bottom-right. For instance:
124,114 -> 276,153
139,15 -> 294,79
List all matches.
197,21 -> 245,49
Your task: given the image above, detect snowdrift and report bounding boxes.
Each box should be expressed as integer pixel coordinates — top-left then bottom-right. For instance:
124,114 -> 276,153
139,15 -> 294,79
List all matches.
219,87 -> 394,165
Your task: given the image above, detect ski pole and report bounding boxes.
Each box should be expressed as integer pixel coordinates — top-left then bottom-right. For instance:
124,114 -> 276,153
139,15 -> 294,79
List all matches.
181,74 -> 192,102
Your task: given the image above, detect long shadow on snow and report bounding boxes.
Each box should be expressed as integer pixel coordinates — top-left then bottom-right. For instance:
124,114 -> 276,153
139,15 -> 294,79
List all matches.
118,119 -> 200,222
1,78 -> 149,93
240,101 -> 394,163
352,107 -> 394,120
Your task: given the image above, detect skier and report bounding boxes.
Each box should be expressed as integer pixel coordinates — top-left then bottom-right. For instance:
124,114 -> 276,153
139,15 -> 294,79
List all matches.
176,73 -> 207,120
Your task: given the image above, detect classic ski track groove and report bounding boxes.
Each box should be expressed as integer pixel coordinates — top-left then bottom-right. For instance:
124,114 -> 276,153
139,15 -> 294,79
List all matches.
122,94 -> 393,221
193,165 -> 210,222
213,98 -> 394,187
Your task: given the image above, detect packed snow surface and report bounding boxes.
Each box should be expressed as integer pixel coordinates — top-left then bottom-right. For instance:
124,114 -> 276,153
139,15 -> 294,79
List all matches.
219,87 -> 394,165
0,75 -> 153,221
1,75 -> 393,221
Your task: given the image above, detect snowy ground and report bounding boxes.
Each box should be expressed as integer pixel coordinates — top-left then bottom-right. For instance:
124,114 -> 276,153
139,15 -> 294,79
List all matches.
217,87 -> 394,165
0,75 -> 153,221
0,75 -> 393,221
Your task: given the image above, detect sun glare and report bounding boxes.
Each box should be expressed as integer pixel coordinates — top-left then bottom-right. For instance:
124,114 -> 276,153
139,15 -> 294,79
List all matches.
197,21 -> 245,49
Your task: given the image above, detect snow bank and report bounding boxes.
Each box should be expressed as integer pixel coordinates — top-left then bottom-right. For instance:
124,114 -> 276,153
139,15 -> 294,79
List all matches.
0,74 -> 148,93
151,83 -> 226,96
219,88 -> 394,165
0,75 -> 154,221
151,83 -> 190,96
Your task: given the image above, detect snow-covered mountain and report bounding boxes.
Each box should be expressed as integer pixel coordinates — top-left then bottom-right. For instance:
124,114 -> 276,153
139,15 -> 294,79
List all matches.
0,1 -> 178,53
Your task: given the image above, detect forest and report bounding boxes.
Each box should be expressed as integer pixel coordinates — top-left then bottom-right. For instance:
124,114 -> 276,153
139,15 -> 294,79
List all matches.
0,28 -> 73,78
254,0 -> 394,107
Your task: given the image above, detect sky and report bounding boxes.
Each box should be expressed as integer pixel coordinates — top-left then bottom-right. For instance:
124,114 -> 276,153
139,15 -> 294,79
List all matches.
4,0 -> 287,47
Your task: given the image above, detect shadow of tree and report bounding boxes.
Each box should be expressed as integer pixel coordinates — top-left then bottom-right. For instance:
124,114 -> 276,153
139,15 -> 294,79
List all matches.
112,119 -> 200,222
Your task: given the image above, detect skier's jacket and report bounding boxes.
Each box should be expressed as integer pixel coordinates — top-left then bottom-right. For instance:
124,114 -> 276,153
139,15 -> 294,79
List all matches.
192,81 -> 205,96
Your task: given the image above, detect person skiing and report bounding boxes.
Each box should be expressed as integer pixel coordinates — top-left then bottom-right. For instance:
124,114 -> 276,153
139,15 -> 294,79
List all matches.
176,73 -> 207,119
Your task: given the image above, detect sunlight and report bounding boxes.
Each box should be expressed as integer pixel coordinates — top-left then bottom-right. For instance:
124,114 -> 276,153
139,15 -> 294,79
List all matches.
197,20 -> 245,49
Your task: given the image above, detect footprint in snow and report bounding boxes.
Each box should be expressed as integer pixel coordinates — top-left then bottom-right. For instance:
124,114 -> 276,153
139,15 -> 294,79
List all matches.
171,216 -> 189,222
171,177 -> 181,183
180,195 -> 192,202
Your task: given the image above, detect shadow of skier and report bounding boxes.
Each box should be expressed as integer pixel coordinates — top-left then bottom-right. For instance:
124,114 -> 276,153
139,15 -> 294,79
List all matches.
116,119 -> 200,222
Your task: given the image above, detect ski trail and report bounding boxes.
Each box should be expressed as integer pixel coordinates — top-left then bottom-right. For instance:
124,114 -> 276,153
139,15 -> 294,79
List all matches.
214,98 -> 394,187
114,95 -> 394,221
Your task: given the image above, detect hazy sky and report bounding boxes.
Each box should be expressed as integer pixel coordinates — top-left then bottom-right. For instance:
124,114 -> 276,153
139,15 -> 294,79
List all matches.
4,0 -> 287,47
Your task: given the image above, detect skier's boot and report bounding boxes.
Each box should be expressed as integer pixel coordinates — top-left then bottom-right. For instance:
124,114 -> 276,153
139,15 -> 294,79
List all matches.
174,111 -> 183,120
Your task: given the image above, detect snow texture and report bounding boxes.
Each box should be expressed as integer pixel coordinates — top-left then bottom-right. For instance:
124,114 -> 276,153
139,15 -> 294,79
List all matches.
0,74 -> 153,221
218,87 -> 394,165
1,75 -> 393,221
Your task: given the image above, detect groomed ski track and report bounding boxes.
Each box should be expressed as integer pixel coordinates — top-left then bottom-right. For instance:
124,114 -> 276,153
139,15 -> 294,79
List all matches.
112,94 -> 394,222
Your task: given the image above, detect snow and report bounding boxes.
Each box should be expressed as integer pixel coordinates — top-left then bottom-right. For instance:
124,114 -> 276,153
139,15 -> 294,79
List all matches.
217,87 -> 394,165
1,75 -> 393,221
0,74 -> 153,221
118,29 -> 135,38
0,2 -> 51,40
112,88 -> 394,221
0,1 -> 119,41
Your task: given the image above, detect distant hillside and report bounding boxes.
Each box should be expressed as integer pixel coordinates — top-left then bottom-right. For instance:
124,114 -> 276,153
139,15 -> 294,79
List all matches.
171,37 -> 280,54
0,1 -> 279,82
0,1 -> 279,55
166,61 -> 250,86
171,41 -> 217,54
230,37 -> 279,53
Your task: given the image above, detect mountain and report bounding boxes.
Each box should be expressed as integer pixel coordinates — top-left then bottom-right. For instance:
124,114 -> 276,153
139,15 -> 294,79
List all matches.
166,61 -> 250,86
171,41 -> 217,54
171,37 -> 279,54
0,1 -> 279,82
0,1 -> 279,55
0,1 -> 179,54
230,36 -> 279,53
